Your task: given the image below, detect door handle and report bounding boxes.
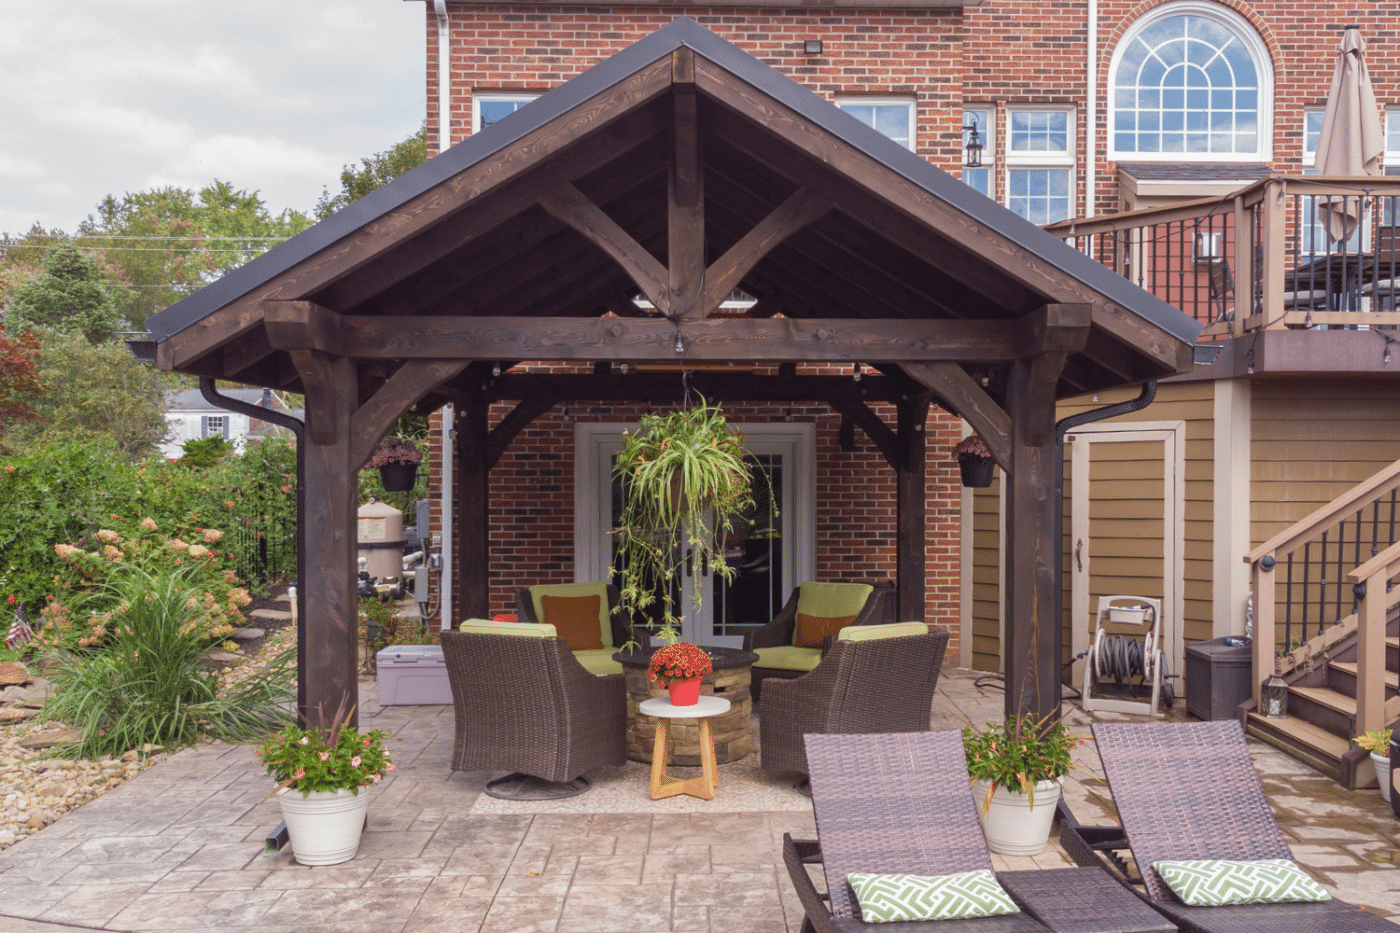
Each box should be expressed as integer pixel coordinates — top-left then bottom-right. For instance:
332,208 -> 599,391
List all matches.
1075,538 -> 1084,572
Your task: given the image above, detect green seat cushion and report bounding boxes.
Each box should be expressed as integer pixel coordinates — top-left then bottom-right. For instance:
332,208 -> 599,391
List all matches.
753,645 -> 822,672
529,583 -> 613,648
795,582 -> 873,622
1152,859 -> 1332,906
460,619 -> 557,638
847,870 -> 1020,923
838,621 -> 928,642
572,649 -> 624,677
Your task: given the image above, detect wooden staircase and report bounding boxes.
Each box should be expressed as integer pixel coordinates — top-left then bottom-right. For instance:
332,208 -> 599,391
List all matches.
1244,460 -> 1400,788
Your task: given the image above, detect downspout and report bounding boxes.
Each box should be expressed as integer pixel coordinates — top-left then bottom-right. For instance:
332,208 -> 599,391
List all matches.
1085,0 -> 1097,219
433,0 -> 454,632
1051,380 -> 1156,713
199,377 -> 309,719
434,0 -> 450,154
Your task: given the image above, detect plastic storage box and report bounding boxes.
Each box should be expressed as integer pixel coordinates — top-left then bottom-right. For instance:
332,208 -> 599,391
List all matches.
1184,637 -> 1253,721
376,645 -> 451,705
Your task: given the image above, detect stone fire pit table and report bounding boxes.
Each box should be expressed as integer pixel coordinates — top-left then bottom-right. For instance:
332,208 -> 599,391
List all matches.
614,645 -> 757,766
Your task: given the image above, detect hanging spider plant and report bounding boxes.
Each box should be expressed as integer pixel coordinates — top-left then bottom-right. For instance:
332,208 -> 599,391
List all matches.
613,396 -> 762,644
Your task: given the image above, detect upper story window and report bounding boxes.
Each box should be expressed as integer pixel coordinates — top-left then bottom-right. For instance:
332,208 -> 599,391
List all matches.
962,108 -> 993,196
1110,2 -> 1272,161
1384,111 -> 1400,226
202,415 -> 229,439
837,97 -> 915,151
474,93 -> 539,133
1007,108 -> 1075,225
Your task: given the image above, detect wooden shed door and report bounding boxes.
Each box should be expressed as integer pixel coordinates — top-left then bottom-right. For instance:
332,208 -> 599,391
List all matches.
1066,422 -> 1186,689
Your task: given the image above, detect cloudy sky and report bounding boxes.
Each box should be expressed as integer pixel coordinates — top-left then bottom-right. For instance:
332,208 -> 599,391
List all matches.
1,0 -> 426,236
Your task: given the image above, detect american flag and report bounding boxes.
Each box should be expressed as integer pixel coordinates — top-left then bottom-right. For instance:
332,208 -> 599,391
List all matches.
5,604 -> 34,651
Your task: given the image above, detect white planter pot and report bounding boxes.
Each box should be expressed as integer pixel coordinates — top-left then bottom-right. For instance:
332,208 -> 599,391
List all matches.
1373,752 -> 1392,804
277,787 -> 372,866
972,778 -> 1061,856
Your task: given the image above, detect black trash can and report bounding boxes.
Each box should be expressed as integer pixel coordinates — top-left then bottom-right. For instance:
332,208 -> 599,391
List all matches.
1184,637 -> 1253,721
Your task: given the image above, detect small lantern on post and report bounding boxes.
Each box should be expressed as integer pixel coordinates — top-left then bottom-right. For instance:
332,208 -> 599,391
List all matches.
1263,675 -> 1289,718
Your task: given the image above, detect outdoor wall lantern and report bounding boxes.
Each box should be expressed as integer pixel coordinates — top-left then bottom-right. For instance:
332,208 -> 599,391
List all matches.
803,39 -> 823,55
1263,674 -> 1289,718
962,118 -> 983,168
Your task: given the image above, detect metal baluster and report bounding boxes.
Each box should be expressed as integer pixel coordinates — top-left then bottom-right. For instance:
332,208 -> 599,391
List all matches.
1285,551 -> 1295,655
1301,541 -> 1312,652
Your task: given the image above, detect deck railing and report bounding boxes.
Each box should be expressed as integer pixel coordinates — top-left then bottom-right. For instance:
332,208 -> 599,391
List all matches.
1047,176 -> 1400,337
1244,460 -> 1400,731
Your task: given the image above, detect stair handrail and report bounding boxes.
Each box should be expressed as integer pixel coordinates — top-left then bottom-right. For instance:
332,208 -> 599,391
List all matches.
1245,458 -> 1400,708
1347,542 -> 1400,735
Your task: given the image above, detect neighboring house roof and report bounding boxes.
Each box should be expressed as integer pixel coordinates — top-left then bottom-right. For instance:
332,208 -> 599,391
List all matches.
1118,163 -> 1274,182
165,388 -> 273,412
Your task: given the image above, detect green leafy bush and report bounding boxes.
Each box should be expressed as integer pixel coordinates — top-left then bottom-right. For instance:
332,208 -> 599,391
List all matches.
179,435 -> 234,468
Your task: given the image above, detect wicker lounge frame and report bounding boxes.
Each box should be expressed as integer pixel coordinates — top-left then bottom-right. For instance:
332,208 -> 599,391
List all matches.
743,582 -> 892,701
1060,720 -> 1398,933
785,731 -> 1177,933
440,630 -> 627,789
759,628 -> 949,780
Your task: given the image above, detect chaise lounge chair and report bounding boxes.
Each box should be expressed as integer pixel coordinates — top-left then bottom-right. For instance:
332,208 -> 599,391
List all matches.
783,730 -> 1177,932
1060,720 -> 1398,933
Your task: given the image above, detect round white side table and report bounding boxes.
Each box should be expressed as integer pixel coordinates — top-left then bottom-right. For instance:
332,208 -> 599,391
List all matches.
638,695 -> 731,800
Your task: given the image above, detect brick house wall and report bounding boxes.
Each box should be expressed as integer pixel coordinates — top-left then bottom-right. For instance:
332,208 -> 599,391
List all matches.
414,0 -> 1400,661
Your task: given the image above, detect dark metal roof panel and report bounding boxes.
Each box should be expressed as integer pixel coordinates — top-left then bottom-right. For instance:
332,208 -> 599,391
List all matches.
149,16 -> 1201,350
1120,162 -> 1273,182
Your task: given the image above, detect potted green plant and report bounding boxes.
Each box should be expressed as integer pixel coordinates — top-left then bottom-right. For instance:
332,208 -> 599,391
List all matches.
613,396 -> 759,644
962,714 -> 1087,855
255,700 -> 394,865
366,436 -> 422,492
1357,727 -> 1393,803
647,641 -> 714,706
952,434 -> 994,488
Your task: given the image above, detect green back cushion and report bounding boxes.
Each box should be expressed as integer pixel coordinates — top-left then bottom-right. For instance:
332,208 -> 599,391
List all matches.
796,582 -> 873,621
838,621 -> 928,642
530,583 -> 612,648
1152,859 -> 1332,906
460,619 -> 557,638
753,645 -> 823,672
847,870 -> 1020,923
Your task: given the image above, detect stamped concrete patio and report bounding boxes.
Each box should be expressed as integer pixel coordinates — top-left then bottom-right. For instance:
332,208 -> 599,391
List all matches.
0,668 -> 1396,933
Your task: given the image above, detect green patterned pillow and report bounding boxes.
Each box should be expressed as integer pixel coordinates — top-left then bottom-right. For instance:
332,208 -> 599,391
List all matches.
846,870 -> 1020,923
1153,859 -> 1332,906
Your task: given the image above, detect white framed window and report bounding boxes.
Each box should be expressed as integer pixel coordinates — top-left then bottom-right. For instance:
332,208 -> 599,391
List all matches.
202,415 -> 229,439
1300,112 -> 1366,255
962,107 -> 993,196
836,97 -> 916,150
473,92 -> 539,133
1007,108 -> 1074,225
1384,111 -> 1400,227
1109,1 -> 1273,161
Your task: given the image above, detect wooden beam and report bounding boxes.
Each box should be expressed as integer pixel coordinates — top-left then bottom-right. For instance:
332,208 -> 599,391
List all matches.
1020,304 -> 1093,356
455,396 -> 490,621
669,65 -> 705,318
486,397 -> 557,469
539,182 -> 672,314
262,308 -> 1025,364
899,361 -> 1011,473
896,392 -> 931,623
288,349 -> 346,445
488,372 -> 906,404
222,327 -> 276,380
827,398 -> 898,469
348,360 -> 469,470
695,187 -> 831,319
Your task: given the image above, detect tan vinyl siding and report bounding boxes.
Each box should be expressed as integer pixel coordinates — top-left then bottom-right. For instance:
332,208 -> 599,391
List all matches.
970,470 -> 1002,672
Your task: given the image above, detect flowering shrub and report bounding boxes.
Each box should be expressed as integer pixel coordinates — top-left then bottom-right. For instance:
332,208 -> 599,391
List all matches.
256,703 -> 394,796
647,641 -> 713,689
963,715 -> 1087,813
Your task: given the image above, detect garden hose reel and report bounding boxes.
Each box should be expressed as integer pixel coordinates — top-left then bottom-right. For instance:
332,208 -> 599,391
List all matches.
1082,595 -> 1173,717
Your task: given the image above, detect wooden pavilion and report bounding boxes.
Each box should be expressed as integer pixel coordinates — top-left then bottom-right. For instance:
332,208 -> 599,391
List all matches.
148,18 -> 1201,726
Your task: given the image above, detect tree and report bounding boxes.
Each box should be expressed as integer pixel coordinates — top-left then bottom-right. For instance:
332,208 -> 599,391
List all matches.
315,125 -> 428,220
5,244 -> 123,344
0,325 -> 44,454
7,330 -> 170,461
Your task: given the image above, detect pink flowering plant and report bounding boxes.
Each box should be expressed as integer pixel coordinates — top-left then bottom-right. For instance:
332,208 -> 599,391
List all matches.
962,714 -> 1088,813
256,700 -> 395,797
646,641 -> 713,689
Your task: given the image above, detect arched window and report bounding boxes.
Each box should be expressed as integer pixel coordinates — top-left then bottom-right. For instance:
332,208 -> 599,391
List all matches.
1110,3 -> 1272,160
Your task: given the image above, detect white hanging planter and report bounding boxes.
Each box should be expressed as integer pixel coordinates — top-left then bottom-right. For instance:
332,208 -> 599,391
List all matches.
972,778 -> 1061,856
277,787 -> 372,866
1372,752 -> 1392,804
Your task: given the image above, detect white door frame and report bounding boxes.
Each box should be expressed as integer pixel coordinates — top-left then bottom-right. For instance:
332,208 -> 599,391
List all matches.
573,422 -> 817,636
1067,420 -> 1186,686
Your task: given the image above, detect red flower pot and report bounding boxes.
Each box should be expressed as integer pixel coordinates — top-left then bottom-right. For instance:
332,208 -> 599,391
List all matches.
667,676 -> 703,706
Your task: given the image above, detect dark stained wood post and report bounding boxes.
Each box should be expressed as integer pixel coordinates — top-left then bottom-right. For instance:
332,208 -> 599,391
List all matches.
896,392 -> 931,623
291,350 -> 360,727
455,393 -> 491,621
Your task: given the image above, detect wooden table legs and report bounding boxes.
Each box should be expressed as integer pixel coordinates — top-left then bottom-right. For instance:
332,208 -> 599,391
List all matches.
648,716 -> 720,800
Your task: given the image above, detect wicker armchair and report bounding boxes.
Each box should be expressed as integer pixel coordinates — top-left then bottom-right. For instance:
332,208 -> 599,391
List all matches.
785,731 -> 1177,932
759,626 -> 948,780
743,581 -> 892,701
440,628 -> 626,797
1060,720 -> 1399,933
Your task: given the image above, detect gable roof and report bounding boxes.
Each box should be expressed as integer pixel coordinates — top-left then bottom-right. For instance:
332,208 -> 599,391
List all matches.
150,17 -> 1200,404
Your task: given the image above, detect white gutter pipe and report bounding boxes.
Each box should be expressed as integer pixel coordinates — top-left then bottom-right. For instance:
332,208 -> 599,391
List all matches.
1085,0 -> 1098,219
433,0 -> 450,154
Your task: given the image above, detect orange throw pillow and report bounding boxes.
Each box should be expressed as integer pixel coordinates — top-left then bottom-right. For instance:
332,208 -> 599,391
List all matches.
794,612 -> 859,649
541,594 -> 605,651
